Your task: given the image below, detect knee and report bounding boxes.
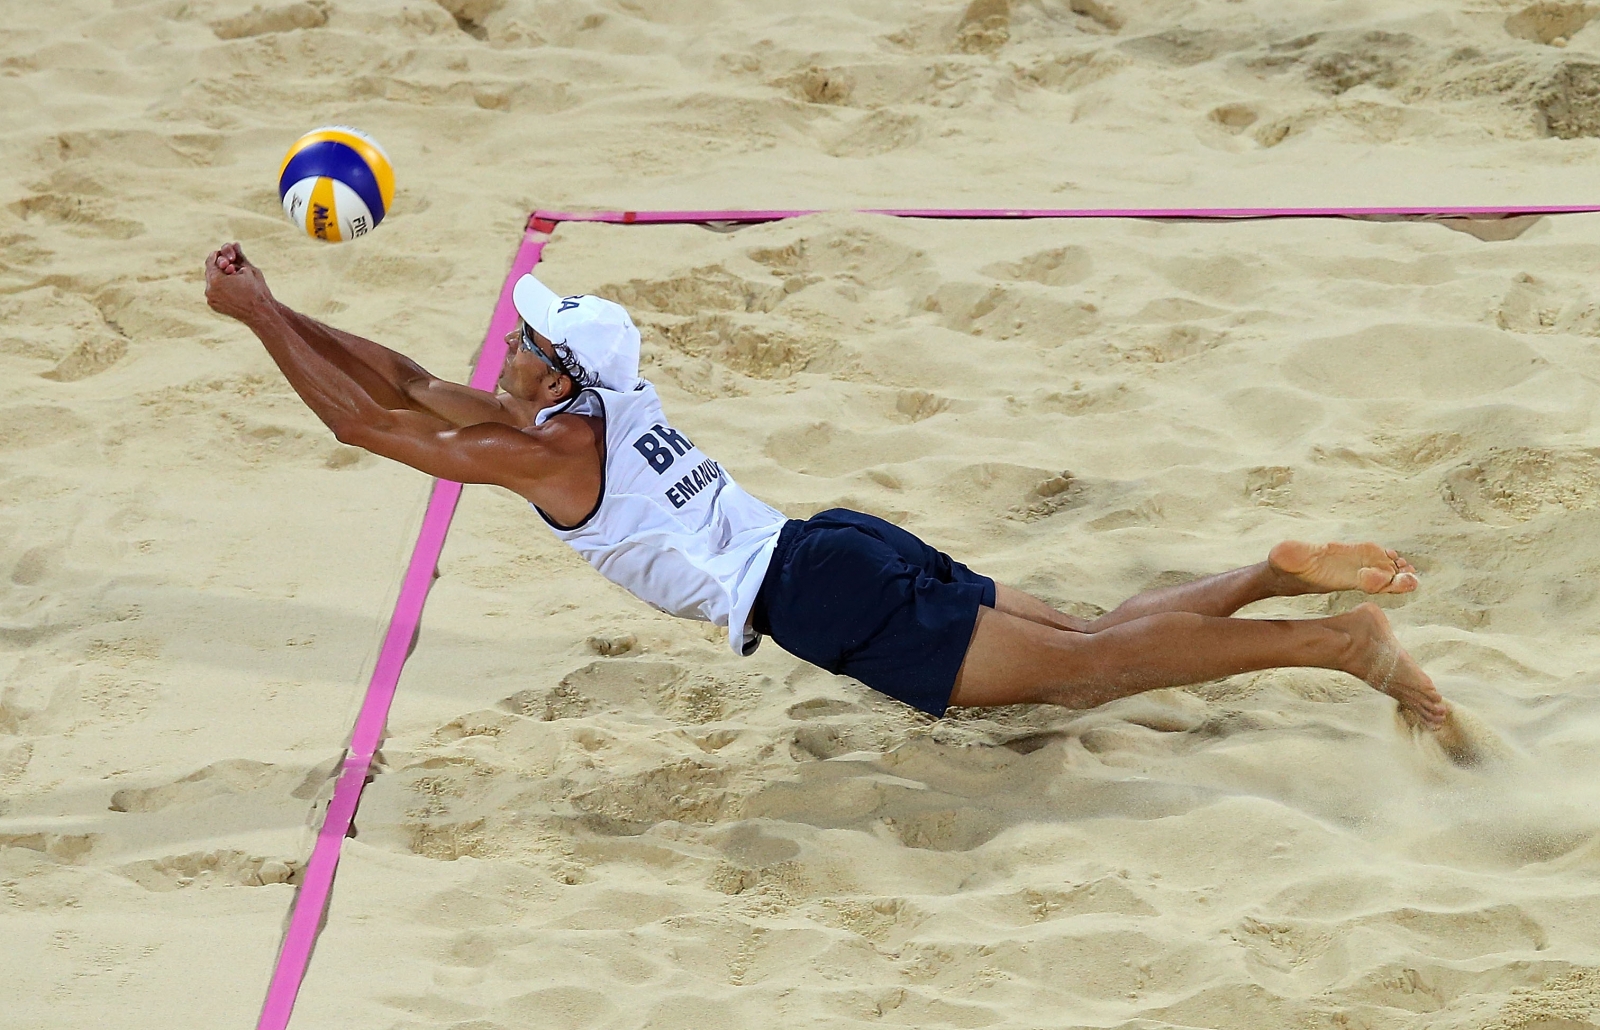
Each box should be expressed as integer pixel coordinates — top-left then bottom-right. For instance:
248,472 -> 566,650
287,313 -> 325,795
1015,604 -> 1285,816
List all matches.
1027,631 -> 1103,706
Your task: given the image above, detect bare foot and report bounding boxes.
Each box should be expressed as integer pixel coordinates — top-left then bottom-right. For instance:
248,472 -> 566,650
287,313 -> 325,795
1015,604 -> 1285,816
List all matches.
1337,602 -> 1448,728
1269,540 -> 1418,596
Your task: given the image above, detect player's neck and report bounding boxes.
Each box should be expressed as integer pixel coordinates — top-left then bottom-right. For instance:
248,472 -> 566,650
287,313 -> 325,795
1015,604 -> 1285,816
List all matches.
493,389 -> 540,427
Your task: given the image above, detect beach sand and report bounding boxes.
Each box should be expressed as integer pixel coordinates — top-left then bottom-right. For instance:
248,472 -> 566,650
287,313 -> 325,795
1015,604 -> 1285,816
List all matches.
3,1 -> 1600,1027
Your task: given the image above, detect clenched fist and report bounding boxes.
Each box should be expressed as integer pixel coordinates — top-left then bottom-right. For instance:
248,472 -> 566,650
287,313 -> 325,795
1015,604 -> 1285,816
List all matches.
204,242 -> 275,323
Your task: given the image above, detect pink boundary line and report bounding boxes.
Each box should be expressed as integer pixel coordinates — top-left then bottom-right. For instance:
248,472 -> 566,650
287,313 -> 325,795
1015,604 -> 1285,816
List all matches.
531,204 -> 1600,227
256,195 -> 1600,1027
255,224 -> 547,1030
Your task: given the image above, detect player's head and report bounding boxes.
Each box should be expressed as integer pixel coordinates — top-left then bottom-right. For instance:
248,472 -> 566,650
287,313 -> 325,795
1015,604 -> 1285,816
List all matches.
499,320 -> 598,404
511,274 -> 642,394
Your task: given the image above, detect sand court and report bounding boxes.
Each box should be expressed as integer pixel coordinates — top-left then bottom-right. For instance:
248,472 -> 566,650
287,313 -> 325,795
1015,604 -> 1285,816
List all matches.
6,0 -> 1600,1024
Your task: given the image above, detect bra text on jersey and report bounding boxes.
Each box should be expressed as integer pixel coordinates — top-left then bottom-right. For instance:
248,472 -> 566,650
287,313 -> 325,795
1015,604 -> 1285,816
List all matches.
628,423 -> 722,509
632,423 -> 695,473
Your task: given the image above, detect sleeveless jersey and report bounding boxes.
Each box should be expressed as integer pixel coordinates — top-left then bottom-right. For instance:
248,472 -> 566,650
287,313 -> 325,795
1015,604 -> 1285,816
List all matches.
533,382 -> 786,655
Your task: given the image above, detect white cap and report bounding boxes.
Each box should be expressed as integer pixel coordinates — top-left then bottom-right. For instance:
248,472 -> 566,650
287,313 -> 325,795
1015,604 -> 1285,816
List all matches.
511,274 -> 641,392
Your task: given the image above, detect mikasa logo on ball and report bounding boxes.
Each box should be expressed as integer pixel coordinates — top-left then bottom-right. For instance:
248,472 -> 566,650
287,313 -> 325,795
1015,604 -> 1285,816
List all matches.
277,125 -> 394,243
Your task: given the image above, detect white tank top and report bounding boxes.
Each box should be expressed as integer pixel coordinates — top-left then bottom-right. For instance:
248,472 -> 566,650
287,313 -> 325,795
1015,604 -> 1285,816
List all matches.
533,382 -> 786,655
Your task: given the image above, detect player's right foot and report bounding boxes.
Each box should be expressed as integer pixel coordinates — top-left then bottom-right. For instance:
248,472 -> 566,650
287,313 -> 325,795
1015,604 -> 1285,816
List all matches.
1338,602 -> 1448,728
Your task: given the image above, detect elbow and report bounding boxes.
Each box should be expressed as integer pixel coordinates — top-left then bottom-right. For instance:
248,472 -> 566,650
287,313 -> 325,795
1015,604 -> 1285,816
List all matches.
329,417 -> 369,449
399,374 -> 427,405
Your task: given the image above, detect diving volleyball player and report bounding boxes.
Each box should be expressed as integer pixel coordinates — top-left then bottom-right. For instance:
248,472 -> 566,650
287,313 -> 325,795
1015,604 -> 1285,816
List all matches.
204,243 -> 1449,730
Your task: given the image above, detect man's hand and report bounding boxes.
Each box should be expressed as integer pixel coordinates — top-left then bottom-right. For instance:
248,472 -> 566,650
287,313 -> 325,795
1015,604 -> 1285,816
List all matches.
204,242 -> 274,323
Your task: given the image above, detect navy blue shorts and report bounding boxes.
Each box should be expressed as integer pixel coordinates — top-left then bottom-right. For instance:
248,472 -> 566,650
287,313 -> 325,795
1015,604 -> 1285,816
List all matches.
750,508 -> 996,718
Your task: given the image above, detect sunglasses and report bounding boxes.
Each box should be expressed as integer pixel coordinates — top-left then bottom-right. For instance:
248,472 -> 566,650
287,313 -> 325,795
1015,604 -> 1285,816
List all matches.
518,322 -> 569,377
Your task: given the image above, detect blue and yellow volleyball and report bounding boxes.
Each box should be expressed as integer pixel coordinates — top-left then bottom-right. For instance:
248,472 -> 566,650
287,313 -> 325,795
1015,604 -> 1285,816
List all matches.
277,126 -> 394,243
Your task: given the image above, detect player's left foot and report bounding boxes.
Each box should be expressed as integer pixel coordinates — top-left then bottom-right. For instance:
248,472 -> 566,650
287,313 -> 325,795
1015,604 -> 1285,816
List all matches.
1268,540 -> 1419,596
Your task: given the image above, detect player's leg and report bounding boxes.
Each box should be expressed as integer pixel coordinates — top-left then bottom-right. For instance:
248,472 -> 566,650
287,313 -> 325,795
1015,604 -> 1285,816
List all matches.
1084,562 -> 1286,631
947,600 -> 1447,727
992,542 -> 1419,634
992,568 -> 1276,632
991,584 -> 1091,631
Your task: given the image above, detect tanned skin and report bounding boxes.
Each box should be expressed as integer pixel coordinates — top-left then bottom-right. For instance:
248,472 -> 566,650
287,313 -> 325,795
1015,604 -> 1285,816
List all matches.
205,243 -> 1448,728
204,242 -> 602,526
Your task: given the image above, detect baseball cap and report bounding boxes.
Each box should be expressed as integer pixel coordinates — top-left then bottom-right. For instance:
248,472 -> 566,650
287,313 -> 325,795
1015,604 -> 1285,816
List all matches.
511,274 -> 641,392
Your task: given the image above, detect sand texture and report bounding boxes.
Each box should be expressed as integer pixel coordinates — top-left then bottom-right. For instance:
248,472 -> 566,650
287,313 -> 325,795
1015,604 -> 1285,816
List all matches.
3,1 -> 1600,1028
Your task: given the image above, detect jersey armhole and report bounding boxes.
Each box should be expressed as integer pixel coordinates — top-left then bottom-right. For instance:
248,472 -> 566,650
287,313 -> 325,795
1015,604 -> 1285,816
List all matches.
535,390 -> 607,532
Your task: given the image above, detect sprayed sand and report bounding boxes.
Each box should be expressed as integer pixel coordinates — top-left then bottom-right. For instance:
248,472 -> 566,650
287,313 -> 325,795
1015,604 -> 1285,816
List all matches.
4,1 -> 1600,1028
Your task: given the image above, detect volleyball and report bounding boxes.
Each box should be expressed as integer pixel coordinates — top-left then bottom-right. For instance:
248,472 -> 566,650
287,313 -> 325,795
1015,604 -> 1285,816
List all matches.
277,126 -> 394,243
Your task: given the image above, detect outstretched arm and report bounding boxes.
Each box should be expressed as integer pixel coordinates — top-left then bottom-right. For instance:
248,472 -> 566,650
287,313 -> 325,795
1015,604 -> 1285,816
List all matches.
210,243 -> 512,428
202,244 -> 556,492
285,305 -> 517,428
272,303 -> 425,411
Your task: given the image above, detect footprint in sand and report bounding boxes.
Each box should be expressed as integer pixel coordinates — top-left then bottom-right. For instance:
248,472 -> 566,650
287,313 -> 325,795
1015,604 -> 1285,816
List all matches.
1441,447 -> 1600,524
776,65 -> 855,106
825,110 -> 923,158
601,266 -> 786,316
1245,29 -> 1416,96
1357,430 -> 1467,474
223,419 -> 335,468
9,193 -> 143,240
209,1 -> 328,40
951,0 -> 1011,54
571,758 -> 733,832
889,388 -> 952,423
40,337 -> 128,382
1,283 -> 138,381
108,758 -> 300,812
1208,102 -> 1260,132
1020,381 -> 1146,417
1286,325 -> 1538,401
0,739 -> 33,789
1120,28 -> 1252,67
1505,2 -> 1599,46
652,314 -> 832,379
1008,877 -> 1158,923
0,831 -> 98,864
1017,50 -> 1128,92
1534,60 -> 1600,138
348,253 -> 454,291
557,659 -> 682,714
778,61 -> 945,109
804,895 -> 914,942
929,282 -> 1100,340
1244,465 -> 1294,508
120,850 -> 296,890
766,420 -> 932,478
981,246 -> 1093,288
0,405 -> 91,449
51,128 -> 225,169
1007,469 -> 1086,522
501,660 -> 753,723
749,227 -> 928,288
1116,323 -> 1226,364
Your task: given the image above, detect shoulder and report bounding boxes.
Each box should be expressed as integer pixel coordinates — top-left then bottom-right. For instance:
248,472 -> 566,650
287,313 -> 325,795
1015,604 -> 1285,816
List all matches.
527,408 -> 603,458
534,386 -> 608,425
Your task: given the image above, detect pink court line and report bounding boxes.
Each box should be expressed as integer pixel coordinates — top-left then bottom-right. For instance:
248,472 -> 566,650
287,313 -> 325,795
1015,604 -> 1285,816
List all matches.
255,224 -> 548,1030
257,196 -> 1599,1026
531,204 -> 1600,229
